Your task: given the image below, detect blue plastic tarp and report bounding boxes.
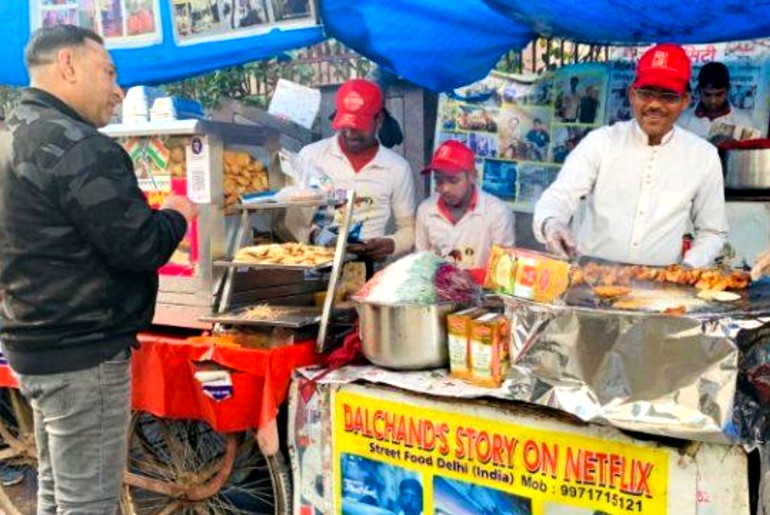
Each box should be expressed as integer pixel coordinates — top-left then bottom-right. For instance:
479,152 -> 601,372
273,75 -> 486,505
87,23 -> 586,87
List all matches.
0,2 -> 324,88
4,1 -> 770,92
483,0 -> 770,47
325,0 -> 770,91
320,0 -> 534,92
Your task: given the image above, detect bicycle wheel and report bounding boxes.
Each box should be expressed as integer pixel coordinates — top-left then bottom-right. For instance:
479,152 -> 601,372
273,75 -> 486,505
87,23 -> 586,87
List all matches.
122,412 -> 291,515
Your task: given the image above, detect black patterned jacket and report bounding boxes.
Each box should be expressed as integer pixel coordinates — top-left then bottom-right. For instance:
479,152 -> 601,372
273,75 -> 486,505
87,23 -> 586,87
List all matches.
0,88 -> 187,374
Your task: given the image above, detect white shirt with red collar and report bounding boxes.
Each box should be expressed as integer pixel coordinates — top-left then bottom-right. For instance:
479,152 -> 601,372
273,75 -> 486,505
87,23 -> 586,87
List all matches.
299,136 -> 417,255
677,103 -> 755,139
415,187 -> 515,269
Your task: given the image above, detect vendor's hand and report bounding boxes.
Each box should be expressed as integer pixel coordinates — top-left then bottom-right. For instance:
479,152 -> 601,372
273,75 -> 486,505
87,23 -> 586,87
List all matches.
162,194 -> 198,226
358,238 -> 395,262
346,243 -> 366,254
543,218 -> 577,259
751,249 -> 770,281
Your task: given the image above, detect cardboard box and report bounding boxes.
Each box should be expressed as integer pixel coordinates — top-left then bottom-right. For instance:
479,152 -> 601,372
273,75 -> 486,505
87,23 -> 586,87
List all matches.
446,307 -> 487,379
484,245 -> 517,294
484,246 -> 571,303
468,313 -> 510,388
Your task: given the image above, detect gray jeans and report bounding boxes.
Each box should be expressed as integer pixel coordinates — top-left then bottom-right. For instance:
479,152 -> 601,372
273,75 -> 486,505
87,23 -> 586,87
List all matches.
16,349 -> 131,515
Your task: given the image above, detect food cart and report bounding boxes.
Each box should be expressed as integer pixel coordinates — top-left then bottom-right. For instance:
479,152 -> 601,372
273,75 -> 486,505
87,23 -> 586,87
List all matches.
290,380 -> 750,514
286,251 -> 770,515
282,39 -> 770,515
99,118 -> 300,329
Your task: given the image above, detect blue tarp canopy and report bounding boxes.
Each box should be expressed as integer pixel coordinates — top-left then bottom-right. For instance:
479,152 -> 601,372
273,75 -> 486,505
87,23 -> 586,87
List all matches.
3,1 -> 770,91
0,2 -> 325,89
323,0 -> 770,91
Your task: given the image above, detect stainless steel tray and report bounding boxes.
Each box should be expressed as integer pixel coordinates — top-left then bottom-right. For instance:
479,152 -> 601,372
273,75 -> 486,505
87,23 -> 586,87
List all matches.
564,281 -> 770,317
227,198 -> 337,212
213,259 -> 335,271
200,305 -> 322,328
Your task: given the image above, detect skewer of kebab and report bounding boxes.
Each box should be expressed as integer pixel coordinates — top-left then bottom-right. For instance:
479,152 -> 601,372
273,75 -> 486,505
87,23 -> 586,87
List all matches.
571,263 -> 749,291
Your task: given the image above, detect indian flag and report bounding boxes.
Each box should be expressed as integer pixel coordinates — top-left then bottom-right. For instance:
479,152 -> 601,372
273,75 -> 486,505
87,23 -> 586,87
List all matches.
123,137 -> 143,161
146,138 -> 170,170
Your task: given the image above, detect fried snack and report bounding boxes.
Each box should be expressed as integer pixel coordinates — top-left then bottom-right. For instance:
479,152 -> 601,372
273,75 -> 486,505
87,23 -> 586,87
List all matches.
222,150 -> 269,208
697,290 -> 741,302
612,299 -> 645,310
663,305 -> 687,315
242,304 -> 278,320
593,285 -> 631,299
234,243 -> 335,267
571,263 -> 750,291
169,146 -> 185,164
338,262 -> 366,301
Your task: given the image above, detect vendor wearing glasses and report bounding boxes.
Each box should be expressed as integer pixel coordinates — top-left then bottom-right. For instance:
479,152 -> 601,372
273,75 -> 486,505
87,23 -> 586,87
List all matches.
533,43 -> 727,267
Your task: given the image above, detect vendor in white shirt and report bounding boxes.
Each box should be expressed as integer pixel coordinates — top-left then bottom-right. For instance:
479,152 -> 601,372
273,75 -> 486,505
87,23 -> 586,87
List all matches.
300,79 -> 416,261
677,61 -> 755,142
534,43 -> 728,267
415,140 -> 515,269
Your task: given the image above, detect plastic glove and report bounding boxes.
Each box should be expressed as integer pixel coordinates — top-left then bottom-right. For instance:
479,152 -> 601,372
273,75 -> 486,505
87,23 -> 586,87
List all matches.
543,218 -> 577,259
751,249 -> 770,281
312,225 -> 339,247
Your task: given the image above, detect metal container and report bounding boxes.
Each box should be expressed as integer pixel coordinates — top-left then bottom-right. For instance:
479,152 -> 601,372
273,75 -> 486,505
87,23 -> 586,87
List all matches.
354,301 -> 458,370
724,146 -> 770,189
100,120 -> 279,328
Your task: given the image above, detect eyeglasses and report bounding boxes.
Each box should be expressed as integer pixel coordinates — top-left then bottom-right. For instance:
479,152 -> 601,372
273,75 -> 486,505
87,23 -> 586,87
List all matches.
633,88 -> 684,104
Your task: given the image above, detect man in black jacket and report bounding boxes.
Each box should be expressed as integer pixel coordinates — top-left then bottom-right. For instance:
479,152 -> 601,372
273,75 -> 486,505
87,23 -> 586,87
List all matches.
0,25 -> 196,514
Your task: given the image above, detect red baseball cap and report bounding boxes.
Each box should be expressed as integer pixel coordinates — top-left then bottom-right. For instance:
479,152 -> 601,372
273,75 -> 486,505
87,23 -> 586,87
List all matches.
422,140 -> 476,175
331,79 -> 384,133
633,43 -> 691,94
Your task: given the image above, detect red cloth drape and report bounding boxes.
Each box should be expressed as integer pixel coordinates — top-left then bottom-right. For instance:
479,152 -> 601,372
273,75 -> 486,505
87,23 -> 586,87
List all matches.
0,332 -> 323,433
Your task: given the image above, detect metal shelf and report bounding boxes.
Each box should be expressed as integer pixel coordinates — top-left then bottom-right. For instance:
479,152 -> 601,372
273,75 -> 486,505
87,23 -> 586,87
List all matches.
214,190 -> 357,353
200,306 -> 322,328
212,259 -> 335,271
227,198 -> 337,211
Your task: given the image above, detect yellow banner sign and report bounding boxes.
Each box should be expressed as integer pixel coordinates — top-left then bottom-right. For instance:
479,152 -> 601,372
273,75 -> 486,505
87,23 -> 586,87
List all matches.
333,389 -> 669,515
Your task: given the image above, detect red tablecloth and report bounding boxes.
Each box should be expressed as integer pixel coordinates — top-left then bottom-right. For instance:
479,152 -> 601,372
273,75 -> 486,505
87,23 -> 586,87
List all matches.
0,333 -> 323,433
0,359 -> 16,389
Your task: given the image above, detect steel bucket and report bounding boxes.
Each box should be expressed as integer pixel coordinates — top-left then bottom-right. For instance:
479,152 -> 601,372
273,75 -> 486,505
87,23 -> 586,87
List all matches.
724,147 -> 770,189
354,301 -> 458,370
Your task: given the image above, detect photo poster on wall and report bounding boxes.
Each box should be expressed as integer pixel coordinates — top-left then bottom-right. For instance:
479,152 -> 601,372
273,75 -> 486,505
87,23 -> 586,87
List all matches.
171,0 -> 318,45
31,0 -> 162,48
31,0 -> 318,48
434,64 -> 608,212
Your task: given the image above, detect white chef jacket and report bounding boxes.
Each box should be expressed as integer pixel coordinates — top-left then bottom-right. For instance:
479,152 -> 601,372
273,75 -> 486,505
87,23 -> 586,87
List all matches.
415,187 -> 515,269
677,104 -> 755,139
299,136 -> 417,254
533,120 -> 728,267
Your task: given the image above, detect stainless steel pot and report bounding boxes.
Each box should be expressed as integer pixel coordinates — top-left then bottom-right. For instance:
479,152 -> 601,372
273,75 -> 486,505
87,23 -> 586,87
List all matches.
354,301 -> 458,370
724,147 -> 770,189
